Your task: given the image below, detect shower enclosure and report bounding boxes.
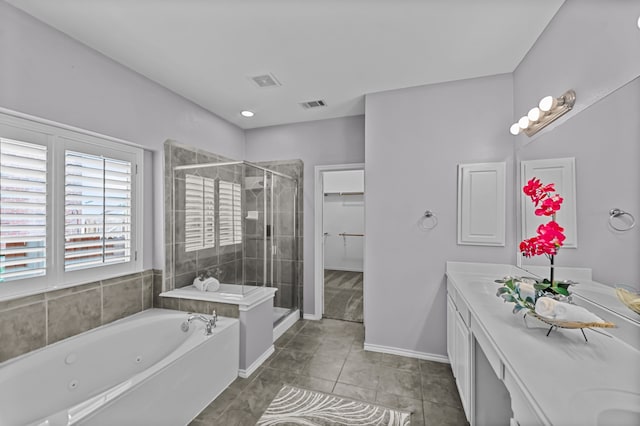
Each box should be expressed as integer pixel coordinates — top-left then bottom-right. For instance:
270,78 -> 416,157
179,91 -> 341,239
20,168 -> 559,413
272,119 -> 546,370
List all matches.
171,160 -> 299,326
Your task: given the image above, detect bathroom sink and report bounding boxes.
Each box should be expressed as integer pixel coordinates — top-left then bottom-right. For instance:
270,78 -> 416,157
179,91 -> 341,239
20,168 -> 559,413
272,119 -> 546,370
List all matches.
569,389 -> 640,425
597,408 -> 640,425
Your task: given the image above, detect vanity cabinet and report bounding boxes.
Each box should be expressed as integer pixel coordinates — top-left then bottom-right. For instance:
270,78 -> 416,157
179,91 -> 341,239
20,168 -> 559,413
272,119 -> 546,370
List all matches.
446,282 -> 471,421
445,261 -> 640,426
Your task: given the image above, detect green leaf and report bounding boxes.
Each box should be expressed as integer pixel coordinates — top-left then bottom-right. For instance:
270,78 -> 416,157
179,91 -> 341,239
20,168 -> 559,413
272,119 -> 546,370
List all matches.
552,286 -> 570,296
494,279 -> 506,284
496,287 -> 509,296
524,296 -> 534,304
505,279 -> 515,291
534,283 -> 550,290
513,305 -> 524,314
501,294 -> 517,303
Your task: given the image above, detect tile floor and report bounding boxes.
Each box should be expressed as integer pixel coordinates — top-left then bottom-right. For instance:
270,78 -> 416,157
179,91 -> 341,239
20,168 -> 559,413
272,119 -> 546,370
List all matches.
190,318 -> 468,425
324,270 -> 364,322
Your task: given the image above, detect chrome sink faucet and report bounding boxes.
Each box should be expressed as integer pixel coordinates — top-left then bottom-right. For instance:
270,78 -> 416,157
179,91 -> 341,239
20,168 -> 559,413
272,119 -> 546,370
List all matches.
181,312 -> 216,335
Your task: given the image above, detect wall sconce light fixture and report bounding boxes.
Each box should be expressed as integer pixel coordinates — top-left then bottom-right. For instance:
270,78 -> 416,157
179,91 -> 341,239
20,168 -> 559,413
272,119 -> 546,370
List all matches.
509,90 -> 576,136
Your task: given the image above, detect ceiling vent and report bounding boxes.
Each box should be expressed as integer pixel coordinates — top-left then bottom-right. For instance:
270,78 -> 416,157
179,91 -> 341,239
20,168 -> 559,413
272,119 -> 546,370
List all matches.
300,99 -> 327,109
251,73 -> 281,88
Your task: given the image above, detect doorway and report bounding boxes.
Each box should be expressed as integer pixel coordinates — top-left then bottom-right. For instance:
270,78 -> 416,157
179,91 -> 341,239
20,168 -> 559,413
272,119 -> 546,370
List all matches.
314,164 -> 364,323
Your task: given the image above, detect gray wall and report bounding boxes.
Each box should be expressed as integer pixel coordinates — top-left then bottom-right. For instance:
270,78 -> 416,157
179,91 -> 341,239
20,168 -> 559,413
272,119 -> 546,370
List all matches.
513,0 -> 640,288
245,116 -> 365,315
364,74 -> 515,357
0,1 -> 245,270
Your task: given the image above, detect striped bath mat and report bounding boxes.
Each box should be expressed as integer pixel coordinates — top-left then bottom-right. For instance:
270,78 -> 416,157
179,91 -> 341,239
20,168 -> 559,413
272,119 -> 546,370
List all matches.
256,385 -> 411,425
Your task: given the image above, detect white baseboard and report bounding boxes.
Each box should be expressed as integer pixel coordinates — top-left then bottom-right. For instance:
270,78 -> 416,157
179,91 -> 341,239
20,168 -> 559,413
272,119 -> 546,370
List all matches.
303,313 -> 322,320
363,343 -> 450,364
273,309 -> 300,341
238,345 -> 274,378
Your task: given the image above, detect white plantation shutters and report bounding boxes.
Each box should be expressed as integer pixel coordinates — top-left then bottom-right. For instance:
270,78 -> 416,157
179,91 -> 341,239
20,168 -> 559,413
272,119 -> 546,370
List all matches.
219,180 -> 242,246
184,174 -> 215,252
0,138 -> 47,282
65,150 -> 132,271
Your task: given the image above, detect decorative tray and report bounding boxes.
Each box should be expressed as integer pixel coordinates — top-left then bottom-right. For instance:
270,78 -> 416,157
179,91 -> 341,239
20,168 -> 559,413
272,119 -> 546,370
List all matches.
615,287 -> 640,315
528,311 -> 615,329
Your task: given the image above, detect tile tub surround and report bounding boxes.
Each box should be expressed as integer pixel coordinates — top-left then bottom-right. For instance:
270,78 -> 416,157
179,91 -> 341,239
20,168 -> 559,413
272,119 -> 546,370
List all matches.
0,270 -> 157,364
190,318 -> 468,426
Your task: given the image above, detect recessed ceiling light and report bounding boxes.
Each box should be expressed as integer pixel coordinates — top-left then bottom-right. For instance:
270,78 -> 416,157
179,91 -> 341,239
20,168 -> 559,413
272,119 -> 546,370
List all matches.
637,15 -> 640,29
240,110 -> 254,118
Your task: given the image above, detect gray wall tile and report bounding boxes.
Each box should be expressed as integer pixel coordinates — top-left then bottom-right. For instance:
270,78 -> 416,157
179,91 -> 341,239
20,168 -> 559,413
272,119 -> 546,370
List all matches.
0,293 -> 44,313
0,302 -> 46,363
48,288 -> 101,344
143,274 -> 153,310
102,278 -> 143,324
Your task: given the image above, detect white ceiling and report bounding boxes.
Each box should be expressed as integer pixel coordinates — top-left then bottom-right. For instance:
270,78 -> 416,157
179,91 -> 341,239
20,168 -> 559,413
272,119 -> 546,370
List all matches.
8,0 -> 564,130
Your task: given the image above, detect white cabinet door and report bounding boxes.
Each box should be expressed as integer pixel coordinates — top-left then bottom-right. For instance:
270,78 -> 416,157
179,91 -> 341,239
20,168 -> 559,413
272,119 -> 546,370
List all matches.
454,310 -> 472,421
446,295 -> 456,374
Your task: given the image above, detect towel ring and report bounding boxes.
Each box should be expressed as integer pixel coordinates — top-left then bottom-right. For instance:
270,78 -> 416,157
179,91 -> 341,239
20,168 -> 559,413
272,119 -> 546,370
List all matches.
609,208 -> 636,232
419,210 -> 438,231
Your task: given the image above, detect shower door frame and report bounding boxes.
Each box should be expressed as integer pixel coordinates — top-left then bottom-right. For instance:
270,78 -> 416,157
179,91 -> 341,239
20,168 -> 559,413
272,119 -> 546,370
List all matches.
171,160 -> 298,311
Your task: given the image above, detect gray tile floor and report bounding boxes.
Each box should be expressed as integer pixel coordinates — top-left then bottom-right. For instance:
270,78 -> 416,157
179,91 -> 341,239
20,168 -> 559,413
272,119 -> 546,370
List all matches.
191,318 -> 468,426
324,270 -> 364,323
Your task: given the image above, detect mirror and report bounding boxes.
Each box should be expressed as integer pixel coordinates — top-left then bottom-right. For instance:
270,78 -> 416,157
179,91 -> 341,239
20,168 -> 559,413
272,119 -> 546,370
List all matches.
515,77 -> 640,321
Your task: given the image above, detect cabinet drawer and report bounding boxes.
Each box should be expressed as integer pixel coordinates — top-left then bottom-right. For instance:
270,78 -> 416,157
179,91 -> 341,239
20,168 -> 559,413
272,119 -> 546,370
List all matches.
457,297 -> 471,328
504,368 -> 543,426
472,322 -> 503,379
446,280 -> 458,308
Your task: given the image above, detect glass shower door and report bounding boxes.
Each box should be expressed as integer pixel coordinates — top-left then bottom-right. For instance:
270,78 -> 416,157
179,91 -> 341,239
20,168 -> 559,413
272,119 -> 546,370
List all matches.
269,173 -> 297,325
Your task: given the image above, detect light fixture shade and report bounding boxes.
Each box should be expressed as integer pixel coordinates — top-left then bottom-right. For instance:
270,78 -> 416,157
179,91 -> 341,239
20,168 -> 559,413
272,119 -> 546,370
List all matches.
527,107 -> 542,122
539,96 -> 556,112
510,123 -> 521,135
518,116 -> 530,129
240,110 -> 255,117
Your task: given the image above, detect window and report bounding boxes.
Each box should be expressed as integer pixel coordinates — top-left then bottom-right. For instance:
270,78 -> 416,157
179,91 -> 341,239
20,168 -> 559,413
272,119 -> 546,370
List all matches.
64,150 -> 133,270
0,112 -> 143,297
0,138 -> 47,282
218,180 -> 242,246
184,174 -> 215,252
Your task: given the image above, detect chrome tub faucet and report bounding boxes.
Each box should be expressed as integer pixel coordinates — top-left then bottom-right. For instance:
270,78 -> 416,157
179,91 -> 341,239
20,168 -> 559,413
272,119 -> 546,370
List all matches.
181,312 -> 216,335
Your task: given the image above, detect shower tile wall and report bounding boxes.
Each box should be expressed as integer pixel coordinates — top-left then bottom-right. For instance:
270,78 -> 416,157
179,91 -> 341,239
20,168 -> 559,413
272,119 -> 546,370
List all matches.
164,141 -> 243,291
252,160 -> 304,313
0,270 -> 158,364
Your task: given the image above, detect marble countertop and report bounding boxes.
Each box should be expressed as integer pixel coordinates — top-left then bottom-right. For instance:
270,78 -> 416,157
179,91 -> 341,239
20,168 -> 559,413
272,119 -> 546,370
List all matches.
446,262 -> 640,426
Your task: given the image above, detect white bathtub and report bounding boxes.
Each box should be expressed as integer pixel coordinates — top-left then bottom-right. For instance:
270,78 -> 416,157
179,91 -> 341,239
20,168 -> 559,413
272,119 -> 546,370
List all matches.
0,309 -> 239,426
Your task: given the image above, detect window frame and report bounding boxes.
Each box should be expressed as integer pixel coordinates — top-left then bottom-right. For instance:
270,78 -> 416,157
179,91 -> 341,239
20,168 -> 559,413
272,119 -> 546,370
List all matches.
0,110 -> 144,300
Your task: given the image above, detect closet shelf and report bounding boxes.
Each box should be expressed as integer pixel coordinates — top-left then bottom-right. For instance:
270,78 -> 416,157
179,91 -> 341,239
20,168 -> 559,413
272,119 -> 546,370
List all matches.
324,191 -> 364,196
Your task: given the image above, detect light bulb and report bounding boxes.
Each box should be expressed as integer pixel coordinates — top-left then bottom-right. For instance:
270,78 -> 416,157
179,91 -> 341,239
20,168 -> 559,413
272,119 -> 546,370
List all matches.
539,96 -> 556,112
527,107 -> 541,122
518,116 -> 530,129
240,110 -> 255,117
509,123 -> 521,135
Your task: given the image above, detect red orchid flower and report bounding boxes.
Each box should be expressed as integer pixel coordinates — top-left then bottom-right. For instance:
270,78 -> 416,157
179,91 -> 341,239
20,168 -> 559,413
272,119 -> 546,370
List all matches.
523,178 -> 556,206
536,221 -> 566,248
534,194 -> 564,216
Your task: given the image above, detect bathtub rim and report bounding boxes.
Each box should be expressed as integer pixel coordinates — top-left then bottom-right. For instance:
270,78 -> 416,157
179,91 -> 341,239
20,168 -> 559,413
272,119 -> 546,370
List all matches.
0,308 -> 227,370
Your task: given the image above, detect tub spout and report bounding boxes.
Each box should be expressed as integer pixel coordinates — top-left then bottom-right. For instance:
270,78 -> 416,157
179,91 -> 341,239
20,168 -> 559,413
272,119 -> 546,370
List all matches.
182,313 -> 215,335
